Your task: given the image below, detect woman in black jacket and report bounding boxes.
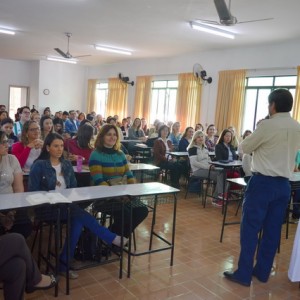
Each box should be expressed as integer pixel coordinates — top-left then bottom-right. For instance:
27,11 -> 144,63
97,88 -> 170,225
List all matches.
215,129 -> 238,161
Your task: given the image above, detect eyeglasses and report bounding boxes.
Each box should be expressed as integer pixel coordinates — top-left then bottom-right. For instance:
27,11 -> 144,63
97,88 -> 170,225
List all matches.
28,127 -> 40,132
22,111 -> 31,115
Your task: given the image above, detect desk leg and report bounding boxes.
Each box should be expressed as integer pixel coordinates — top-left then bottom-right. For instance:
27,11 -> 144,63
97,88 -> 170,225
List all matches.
127,196 -> 133,278
170,193 -> 177,266
55,207 -> 61,297
66,205 -> 70,295
149,195 -> 158,251
119,199 -> 124,279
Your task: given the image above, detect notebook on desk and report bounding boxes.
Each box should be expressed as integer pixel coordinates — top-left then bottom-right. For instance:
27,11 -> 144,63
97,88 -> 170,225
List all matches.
26,192 -> 72,205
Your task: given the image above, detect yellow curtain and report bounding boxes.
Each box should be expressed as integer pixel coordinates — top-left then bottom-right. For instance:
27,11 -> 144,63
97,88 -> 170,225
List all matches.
106,78 -> 128,119
176,73 -> 202,130
133,76 -> 153,123
86,79 -> 98,113
293,66 -> 300,121
215,69 -> 246,135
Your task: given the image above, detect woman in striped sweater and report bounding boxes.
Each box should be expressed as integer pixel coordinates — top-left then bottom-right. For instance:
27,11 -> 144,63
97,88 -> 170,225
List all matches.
89,124 -> 148,238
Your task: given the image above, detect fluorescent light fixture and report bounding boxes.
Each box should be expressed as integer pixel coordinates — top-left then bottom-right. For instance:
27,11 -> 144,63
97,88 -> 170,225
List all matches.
47,56 -> 77,64
0,28 -> 15,35
190,21 -> 235,39
94,45 -> 132,55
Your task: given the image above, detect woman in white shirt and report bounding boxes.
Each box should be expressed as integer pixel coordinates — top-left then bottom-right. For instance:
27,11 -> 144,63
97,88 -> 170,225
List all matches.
187,130 -> 225,201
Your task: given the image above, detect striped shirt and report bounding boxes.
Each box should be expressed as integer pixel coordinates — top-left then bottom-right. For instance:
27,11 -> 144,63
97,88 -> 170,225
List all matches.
89,148 -> 135,186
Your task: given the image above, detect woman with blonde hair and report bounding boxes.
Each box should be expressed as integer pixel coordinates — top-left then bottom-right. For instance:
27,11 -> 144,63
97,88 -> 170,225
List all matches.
187,130 -> 225,205
227,126 -> 239,150
168,122 -> 182,151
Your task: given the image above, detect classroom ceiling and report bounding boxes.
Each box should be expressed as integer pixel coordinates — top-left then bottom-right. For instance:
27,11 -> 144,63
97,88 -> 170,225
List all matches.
0,0 -> 299,66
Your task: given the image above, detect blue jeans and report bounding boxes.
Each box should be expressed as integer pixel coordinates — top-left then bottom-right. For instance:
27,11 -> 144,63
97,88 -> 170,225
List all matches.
234,174 -> 290,283
36,203 -> 116,269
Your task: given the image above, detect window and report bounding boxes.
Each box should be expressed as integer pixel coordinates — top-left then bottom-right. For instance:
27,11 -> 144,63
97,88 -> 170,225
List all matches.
242,76 -> 296,133
150,80 -> 178,124
95,83 -> 108,116
8,86 -> 29,119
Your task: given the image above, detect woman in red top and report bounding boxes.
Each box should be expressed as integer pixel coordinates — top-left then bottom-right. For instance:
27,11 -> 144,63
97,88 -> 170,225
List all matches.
64,123 -> 94,163
11,121 -> 43,171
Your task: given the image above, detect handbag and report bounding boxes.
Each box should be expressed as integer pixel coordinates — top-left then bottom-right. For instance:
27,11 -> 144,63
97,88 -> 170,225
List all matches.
107,175 -> 127,186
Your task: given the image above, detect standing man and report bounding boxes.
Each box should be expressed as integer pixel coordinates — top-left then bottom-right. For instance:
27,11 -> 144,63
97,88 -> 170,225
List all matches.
13,106 -> 31,137
224,89 -> 300,286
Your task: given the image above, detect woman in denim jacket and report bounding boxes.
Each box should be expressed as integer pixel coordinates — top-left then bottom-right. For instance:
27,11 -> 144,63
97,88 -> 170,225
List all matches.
29,133 -> 124,279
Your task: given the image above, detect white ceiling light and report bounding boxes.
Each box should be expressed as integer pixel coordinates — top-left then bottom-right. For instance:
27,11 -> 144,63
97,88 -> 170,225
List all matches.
47,56 -> 77,64
190,21 -> 235,39
0,28 -> 15,35
94,45 -> 132,55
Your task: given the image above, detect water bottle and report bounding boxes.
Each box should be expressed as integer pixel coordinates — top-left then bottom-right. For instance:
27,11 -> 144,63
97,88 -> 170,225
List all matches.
76,156 -> 83,173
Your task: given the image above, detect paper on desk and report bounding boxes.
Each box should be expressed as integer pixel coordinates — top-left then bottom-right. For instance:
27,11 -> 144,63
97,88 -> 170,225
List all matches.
26,193 -> 72,205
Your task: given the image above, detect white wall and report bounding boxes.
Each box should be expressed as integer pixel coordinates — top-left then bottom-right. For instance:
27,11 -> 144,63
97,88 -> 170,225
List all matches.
0,59 -> 33,108
87,39 -> 300,127
38,60 -> 87,113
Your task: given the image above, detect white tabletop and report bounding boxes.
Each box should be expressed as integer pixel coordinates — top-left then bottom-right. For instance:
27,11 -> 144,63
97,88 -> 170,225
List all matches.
209,160 -> 242,167
120,140 -> 140,143
128,163 -> 160,171
167,152 -> 188,157
290,172 -> 300,182
0,182 -> 179,210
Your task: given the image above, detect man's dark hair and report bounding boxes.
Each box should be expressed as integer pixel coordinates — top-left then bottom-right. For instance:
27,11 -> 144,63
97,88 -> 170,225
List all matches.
20,106 -> 30,114
268,89 -> 293,113
62,111 -> 69,116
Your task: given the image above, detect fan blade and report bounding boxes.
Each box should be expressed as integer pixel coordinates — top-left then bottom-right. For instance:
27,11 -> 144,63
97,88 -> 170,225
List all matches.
214,0 -> 232,21
54,48 -> 68,58
196,19 -> 221,26
72,54 -> 92,58
238,17 -> 274,24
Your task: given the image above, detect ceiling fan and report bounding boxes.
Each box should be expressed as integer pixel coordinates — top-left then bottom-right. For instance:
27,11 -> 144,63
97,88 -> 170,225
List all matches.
54,33 -> 91,59
197,0 -> 274,26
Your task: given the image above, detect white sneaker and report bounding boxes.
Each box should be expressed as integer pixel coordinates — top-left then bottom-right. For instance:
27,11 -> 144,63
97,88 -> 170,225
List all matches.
112,235 -> 129,247
59,270 -> 79,280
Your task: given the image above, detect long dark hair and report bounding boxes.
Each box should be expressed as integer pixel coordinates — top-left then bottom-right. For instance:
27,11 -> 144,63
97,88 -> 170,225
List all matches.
217,129 -> 232,145
76,123 -> 94,149
0,130 -> 6,143
182,127 -> 193,139
36,132 -> 64,161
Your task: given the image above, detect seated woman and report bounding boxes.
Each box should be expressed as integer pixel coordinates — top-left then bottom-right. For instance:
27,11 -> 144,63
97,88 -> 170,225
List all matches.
178,127 -> 194,152
141,118 -> 149,136
89,124 -> 149,238
215,129 -> 238,161
64,123 -> 94,163
120,118 -> 129,137
12,121 -> 43,172
168,122 -> 182,151
238,130 -> 252,159
1,118 -> 18,153
127,118 -> 147,142
28,133 -> 124,279
205,124 -> 218,152
153,125 -> 185,188
227,125 -> 239,150
187,130 -> 225,204
0,233 -> 57,300
40,116 -> 54,140
195,123 -> 204,131
53,117 -> 64,135
0,111 -> 8,123
0,130 -> 32,238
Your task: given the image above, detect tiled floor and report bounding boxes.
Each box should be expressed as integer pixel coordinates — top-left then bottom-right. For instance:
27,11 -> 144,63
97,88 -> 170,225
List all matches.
5,190 -> 300,299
